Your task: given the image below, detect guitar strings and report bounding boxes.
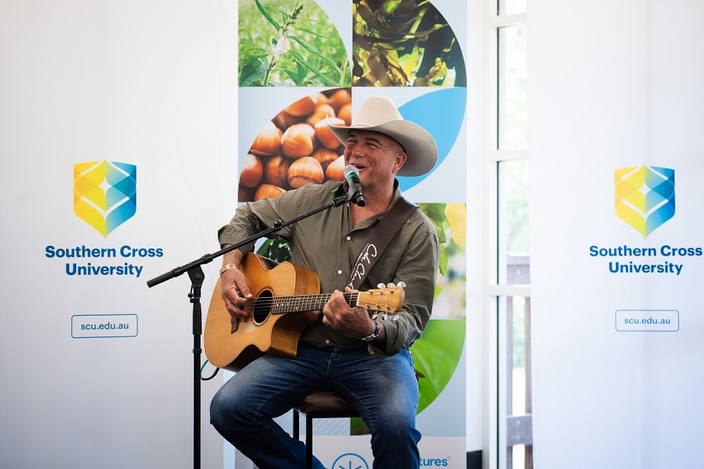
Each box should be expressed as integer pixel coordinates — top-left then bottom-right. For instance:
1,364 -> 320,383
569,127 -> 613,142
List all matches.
246,292 -> 359,311
245,290 -> 401,314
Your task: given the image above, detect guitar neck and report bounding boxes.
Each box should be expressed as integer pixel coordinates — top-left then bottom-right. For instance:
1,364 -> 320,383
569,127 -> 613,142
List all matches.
256,292 -> 360,316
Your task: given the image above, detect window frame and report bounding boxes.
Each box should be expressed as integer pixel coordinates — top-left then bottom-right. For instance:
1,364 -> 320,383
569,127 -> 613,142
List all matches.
483,3 -> 530,469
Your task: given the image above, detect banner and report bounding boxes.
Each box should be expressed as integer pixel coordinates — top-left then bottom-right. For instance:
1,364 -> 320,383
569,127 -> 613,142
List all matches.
229,0 -> 468,467
530,0 -> 704,467
0,1 -> 226,467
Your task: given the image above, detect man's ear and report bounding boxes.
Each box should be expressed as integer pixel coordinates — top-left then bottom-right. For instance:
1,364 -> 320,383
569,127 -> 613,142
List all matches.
394,151 -> 408,173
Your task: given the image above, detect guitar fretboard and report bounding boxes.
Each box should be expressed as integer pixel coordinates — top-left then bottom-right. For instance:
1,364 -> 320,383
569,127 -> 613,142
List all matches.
252,292 -> 359,315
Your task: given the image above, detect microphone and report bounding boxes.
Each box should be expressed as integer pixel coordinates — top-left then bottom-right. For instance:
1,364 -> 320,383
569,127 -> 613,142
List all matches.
343,165 -> 366,207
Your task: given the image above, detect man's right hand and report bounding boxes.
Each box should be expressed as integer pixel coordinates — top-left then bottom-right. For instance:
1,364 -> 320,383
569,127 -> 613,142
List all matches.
219,249 -> 253,321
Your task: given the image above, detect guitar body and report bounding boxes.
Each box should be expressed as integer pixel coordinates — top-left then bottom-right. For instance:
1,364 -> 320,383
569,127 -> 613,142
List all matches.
204,253 -> 321,372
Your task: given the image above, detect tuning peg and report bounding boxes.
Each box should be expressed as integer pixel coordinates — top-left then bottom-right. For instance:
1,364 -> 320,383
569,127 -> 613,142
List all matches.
386,282 -> 395,288
377,283 -> 386,289
397,281 -> 406,288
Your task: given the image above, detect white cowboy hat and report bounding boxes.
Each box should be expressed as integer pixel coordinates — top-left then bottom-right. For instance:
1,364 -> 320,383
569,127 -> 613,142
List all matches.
327,95 -> 438,177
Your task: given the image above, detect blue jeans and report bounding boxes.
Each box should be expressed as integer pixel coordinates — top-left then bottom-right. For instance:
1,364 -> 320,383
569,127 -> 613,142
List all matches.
210,344 -> 421,469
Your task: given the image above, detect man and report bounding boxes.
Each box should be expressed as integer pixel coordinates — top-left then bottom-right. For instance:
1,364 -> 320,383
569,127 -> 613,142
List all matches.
210,95 -> 439,468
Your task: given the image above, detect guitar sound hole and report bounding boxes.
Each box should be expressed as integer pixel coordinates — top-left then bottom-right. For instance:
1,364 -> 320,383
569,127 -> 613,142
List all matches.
252,290 -> 273,324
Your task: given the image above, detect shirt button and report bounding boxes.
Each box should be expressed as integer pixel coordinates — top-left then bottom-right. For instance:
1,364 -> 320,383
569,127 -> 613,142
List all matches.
325,339 -> 331,344
337,269 -> 343,275
346,236 -> 351,241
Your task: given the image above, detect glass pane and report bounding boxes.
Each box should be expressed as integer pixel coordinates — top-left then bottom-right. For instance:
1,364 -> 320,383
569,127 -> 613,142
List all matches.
511,296 -> 528,415
503,295 -> 530,415
511,444 -> 530,469
497,160 -> 530,284
498,25 -> 527,151
503,295 -> 533,469
499,0 -> 527,16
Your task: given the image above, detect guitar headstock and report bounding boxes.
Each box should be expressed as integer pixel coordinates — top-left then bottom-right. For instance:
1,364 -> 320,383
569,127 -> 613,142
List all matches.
355,283 -> 405,317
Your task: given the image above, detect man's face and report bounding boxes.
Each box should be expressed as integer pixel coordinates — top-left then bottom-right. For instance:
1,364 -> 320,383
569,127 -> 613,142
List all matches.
343,130 -> 407,190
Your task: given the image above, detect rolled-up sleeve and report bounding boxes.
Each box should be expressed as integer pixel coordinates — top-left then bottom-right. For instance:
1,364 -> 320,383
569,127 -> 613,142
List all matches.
367,212 -> 438,357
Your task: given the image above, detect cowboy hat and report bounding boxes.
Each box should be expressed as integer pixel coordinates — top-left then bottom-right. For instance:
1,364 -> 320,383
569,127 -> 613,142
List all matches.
327,95 -> 438,177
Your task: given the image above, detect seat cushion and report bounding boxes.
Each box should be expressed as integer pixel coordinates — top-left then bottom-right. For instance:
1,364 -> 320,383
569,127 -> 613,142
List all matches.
294,392 -> 358,418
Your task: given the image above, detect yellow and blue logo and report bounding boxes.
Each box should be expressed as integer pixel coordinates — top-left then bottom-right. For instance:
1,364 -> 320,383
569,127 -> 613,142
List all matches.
615,165 -> 675,238
73,161 -> 137,237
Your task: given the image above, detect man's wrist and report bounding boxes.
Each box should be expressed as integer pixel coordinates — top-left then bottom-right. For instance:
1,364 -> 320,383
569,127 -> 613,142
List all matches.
219,264 -> 239,277
361,321 -> 381,342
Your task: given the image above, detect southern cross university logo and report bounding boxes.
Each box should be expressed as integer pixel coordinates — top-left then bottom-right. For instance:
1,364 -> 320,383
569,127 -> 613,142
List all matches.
73,161 -> 137,237
614,165 -> 675,238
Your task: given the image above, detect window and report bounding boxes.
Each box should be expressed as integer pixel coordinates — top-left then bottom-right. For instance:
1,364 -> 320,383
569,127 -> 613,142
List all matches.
486,1 -> 530,468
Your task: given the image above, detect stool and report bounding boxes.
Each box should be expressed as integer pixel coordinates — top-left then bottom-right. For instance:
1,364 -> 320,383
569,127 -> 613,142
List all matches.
292,391 -> 360,469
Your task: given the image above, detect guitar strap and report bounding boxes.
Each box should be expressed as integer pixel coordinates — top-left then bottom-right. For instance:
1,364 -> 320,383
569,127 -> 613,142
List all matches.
347,197 -> 417,290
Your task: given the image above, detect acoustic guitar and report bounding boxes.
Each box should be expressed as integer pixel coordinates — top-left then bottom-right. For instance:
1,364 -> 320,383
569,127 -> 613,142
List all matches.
204,253 -> 405,372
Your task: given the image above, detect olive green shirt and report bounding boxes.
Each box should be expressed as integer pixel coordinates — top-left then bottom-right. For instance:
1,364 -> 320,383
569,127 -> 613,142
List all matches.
218,180 -> 438,357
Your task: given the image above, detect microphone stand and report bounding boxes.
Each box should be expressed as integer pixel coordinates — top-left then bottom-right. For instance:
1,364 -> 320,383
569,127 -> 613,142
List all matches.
146,192 -> 349,469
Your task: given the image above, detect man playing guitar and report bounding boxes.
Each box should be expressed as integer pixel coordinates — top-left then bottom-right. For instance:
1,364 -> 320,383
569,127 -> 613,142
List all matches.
210,95 -> 439,469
